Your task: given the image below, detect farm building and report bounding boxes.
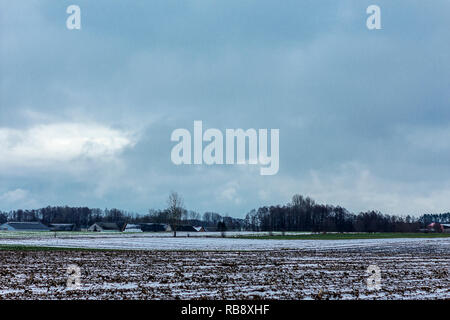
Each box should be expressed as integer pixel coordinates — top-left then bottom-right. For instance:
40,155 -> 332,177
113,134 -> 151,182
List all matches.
0,222 -> 50,231
443,224 -> 450,233
123,223 -> 143,232
193,226 -> 206,232
140,223 -> 172,232
177,225 -> 199,232
49,224 -> 76,231
426,222 -> 450,233
88,222 -> 121,232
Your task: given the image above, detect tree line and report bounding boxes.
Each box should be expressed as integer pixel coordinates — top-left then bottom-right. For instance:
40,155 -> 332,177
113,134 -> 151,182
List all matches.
244,195 -> 449,233
0,192 -> 244,232
0,193 -> 448,232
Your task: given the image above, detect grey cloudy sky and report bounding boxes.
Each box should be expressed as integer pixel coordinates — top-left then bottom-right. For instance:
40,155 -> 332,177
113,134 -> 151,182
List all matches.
1,0 -> 449,217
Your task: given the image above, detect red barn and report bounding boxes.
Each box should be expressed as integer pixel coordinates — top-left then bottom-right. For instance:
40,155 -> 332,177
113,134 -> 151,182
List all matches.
427,222 -> 444,233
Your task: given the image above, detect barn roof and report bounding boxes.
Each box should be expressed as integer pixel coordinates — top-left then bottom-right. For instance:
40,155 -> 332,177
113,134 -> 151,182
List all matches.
177,225 -> 197,232
124,223 -> 141,229
2,222 -> 50,231
93,222 -> 120,230
49,223 -> 75,231
140,223 -> 169,232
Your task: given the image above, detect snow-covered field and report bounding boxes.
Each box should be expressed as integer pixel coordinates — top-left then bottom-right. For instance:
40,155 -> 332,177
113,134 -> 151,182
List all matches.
0,235 -> 448,300
0,239 -> 448,300
0,233 -> 449,251
0,230 -> 308,239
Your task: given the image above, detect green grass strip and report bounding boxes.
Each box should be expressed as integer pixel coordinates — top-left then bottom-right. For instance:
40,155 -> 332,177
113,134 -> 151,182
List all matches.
235,232 -> 450,240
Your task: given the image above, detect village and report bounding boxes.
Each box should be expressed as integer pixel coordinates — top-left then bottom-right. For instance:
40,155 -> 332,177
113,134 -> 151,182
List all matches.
0,221 -> 207,233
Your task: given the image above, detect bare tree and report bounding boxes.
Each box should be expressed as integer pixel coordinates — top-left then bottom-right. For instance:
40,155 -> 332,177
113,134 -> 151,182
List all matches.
167,191 -> 185,237
188,211 -> 201,221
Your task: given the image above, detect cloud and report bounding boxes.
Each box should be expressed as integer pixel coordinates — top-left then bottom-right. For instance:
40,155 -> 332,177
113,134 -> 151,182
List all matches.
0,188 -> 39,210
0,1 -> 449,215
252,162 -> 450,216
0,188 -> 28,203
217,182 -> 242,205
0,122 -> 136,170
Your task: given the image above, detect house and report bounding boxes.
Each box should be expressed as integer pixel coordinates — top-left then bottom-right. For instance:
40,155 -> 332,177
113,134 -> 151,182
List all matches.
123,223 -> 143,232
0,222 -> 50,232
49,223 -> 76,231
427,222 -> 450,233
175,225 -> 207,232
442,224 -> 450,233
140,223 -> 172,232
177,225 -> 198,232
193,226 -> 206,232
427,222 -> 443,233
88,222 -> 121,232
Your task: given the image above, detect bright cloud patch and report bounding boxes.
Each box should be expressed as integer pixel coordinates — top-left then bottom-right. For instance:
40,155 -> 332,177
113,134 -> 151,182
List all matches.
0,123 -> 135,168
0,188 -> 28,203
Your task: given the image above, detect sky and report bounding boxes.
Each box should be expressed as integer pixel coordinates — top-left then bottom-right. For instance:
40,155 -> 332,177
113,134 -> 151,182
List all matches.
0,0 -> 449,217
